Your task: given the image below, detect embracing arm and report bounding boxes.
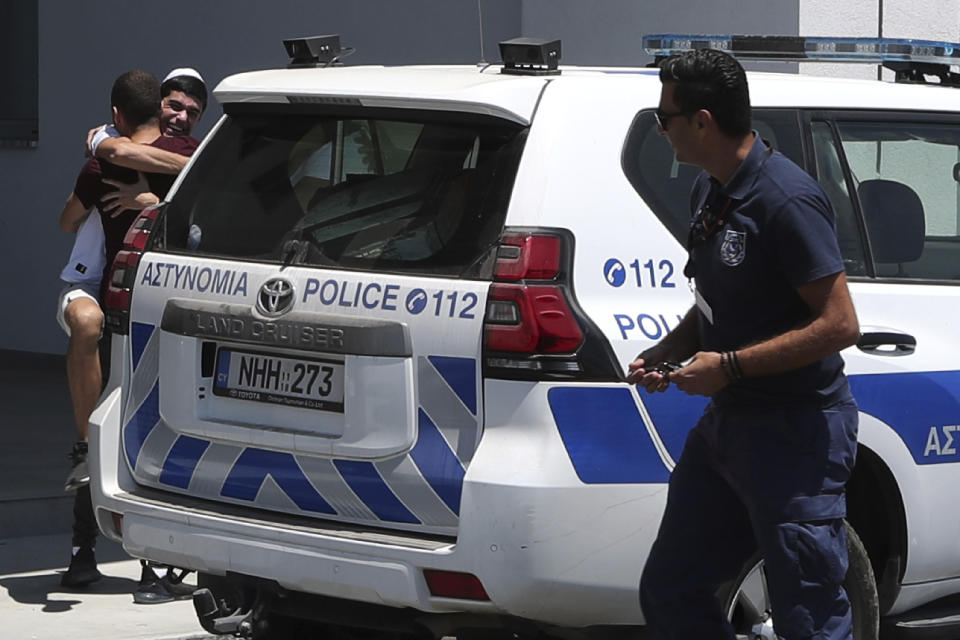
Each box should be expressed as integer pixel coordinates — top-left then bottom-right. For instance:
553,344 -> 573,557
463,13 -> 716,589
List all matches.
100,174 -> 159,215
671,271 -> 860,396
59,193 -> 92,232
95,137 -> 188,174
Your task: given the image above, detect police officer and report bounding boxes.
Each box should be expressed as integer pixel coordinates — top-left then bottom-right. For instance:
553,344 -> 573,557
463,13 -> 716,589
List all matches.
626,49 -> 861,640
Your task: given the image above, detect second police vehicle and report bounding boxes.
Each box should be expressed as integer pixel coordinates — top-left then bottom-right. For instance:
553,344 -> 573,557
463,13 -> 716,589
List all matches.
90,33 -> 960,639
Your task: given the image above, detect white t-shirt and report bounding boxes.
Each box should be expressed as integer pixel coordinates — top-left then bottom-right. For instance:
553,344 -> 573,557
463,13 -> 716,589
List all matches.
61,123 -> 120,286
60,212 -> 106,285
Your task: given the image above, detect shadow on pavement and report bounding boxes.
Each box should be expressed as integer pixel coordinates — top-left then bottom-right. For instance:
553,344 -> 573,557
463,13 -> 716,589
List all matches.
0,536 -> 131,576
0,571 -> 139,612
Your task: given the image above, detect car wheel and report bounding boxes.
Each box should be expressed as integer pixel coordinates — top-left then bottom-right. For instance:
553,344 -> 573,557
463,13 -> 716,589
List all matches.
719,520 -> 879,639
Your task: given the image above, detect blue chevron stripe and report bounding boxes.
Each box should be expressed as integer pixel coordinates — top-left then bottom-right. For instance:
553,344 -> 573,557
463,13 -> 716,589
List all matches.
124,382 -> 161,469
159,435 -> 211,489
221,448 -> 336,514
640,387 -> 709,462
334,460 -> 420,524
410,409 -> 465,514
131,321 -> 154,371
549,387 -> 671,484
428,355 -> 477,415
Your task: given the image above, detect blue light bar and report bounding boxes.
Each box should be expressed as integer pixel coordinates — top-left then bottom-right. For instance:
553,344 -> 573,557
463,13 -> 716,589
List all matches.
643,34 -> 960,66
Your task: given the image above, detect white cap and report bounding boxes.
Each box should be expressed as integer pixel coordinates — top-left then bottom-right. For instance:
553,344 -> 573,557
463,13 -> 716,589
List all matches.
163,67 -> 204,84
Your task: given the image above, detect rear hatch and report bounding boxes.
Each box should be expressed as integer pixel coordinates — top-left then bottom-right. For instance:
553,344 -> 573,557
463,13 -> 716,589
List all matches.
120,102 -> 528,536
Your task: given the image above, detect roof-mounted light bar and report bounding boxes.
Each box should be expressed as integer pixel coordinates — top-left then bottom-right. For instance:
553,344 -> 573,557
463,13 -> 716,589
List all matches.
643,34 -> 960,86
499,37 -> 562,76
283,34 -> 356,68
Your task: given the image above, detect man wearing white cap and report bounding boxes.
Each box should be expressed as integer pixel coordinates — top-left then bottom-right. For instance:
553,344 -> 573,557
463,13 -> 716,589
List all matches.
88,67 -> 207,187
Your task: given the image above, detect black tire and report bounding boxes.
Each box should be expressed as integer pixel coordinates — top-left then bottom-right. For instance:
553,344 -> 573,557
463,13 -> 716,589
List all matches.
719,520 -> 879,639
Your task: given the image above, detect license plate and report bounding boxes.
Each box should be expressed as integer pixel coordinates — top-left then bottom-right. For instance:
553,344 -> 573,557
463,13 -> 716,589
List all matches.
213,348 -> 345,412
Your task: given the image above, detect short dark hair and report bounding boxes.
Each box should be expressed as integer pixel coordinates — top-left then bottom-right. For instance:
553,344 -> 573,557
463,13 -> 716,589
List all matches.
161,75 -> 208,113
658,49 -> 751,138
110,70 -> 160,128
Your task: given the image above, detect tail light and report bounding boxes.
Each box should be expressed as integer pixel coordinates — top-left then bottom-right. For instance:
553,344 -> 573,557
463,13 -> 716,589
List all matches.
482,228 -> 619,380
103,205 -> 162,334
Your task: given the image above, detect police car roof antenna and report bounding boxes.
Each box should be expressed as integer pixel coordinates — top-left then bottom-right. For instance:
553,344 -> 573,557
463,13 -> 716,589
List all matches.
476,0 -> 491,70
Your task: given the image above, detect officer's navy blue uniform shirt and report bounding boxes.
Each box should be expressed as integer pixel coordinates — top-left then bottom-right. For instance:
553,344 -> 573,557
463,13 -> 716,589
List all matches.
687,134 -> 850,407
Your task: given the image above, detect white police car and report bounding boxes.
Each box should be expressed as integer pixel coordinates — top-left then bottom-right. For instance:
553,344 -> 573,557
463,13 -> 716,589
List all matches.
89,33 -> 960,639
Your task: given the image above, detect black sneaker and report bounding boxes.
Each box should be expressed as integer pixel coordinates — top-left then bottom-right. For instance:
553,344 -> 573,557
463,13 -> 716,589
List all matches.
61,547 -> 102,588
133,562 -> 196,604
65,441 -> 90,491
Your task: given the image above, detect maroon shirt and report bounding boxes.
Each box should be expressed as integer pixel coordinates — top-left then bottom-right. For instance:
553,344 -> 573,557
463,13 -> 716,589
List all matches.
73,135 -> 198,292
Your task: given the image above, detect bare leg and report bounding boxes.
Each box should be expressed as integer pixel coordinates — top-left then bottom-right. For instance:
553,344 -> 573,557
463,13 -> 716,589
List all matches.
64,297 -> 104,441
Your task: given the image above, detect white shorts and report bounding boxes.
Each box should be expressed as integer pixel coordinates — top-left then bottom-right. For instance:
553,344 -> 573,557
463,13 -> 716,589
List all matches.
56,283 -> 102,337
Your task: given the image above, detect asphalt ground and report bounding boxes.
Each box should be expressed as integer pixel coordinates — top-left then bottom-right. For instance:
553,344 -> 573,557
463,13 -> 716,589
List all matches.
0,349 -> 218,639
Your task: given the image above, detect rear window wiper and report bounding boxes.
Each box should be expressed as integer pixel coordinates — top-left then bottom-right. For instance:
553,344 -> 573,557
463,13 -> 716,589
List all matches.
279,237 -> 309,270
279,226 -> 338,270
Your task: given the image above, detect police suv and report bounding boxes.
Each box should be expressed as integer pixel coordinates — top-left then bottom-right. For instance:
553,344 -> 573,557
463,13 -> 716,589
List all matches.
90,34 -> 960,639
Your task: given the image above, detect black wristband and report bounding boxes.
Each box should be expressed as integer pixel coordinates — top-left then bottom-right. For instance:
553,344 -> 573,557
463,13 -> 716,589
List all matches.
728,350 -> 745,380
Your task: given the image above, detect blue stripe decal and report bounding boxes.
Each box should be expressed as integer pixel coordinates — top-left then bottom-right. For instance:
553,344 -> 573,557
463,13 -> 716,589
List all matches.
124,382 -> 161,469
850,371 -> 960,465
130,322 -> 154,371
549,387 -> 670,484
410,409 -> 466,514
639,387 -> 710,462
428,356 -> 477,415
159,436 -> 211,489
221,449 -> 335,514
333,460 -> 420,524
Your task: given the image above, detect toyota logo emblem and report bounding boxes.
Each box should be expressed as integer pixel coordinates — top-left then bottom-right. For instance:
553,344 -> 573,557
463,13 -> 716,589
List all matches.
256,278 -> 295,317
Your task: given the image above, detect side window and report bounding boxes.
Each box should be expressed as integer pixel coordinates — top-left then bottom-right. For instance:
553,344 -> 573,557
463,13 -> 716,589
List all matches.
810,122 -> 867,276
623,109 -> 804,246
835,121 -> 960,281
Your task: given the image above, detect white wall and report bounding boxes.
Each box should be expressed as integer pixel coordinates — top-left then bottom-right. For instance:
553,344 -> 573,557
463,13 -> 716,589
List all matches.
800,0 -> 960,78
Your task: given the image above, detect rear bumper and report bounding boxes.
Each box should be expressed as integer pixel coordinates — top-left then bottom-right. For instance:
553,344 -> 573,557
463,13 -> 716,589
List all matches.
90,379 -> 667,628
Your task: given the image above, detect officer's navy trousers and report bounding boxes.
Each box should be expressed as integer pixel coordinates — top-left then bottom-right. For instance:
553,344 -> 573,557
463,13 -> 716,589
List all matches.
640,398 -> 859,640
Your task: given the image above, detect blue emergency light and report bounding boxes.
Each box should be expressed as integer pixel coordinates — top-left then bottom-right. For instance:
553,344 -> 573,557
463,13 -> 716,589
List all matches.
643,34 -> 960,86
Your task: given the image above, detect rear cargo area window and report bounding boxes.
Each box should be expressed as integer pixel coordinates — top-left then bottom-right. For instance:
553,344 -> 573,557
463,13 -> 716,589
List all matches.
160,109 -> 527,277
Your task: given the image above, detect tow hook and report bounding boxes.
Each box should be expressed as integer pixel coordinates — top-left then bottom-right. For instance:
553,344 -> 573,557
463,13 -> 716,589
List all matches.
193,587 -> 256,637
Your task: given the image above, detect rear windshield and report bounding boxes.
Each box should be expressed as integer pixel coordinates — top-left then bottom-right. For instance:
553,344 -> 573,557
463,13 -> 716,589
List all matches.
158,105 -> 527,278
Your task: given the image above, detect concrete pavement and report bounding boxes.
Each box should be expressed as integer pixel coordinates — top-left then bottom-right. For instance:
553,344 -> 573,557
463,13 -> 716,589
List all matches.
0,349 -> 219,639
0,533 -> 216,640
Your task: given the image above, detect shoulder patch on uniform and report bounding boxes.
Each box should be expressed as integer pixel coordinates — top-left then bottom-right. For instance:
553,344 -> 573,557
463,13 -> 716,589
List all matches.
720,229 -> 746,266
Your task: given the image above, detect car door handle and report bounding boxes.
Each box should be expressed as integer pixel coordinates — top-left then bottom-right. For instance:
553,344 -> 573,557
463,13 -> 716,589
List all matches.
857,331 -> 916,356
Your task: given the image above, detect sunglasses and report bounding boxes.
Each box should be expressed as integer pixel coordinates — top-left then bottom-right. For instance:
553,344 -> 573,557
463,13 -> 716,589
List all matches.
654,108 -> 688,131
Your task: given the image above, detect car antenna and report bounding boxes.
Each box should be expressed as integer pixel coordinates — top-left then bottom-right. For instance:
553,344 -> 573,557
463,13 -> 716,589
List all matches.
476,0 -> 490,69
